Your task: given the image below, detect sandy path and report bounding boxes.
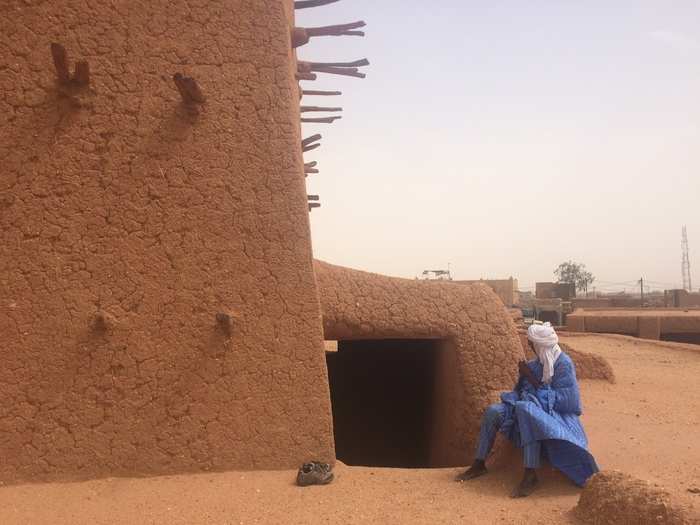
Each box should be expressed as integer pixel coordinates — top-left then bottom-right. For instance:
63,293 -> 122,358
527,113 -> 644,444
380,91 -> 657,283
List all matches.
0,335 -> 698,524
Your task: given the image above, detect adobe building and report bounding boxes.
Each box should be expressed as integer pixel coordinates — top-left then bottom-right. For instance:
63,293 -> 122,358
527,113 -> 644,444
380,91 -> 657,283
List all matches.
573,293 -> 666,309
316,261 -> 522,468
536,281 -> 576,301
453,277 -> 519,307
0,0 -> 522,484
533,299 -> 566,326
530,282 -> 580,325
567,308 -> 700,344
665,289 -> 700,308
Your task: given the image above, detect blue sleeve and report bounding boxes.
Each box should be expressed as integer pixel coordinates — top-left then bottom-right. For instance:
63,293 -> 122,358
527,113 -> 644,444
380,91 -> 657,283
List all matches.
549,358 -> 583,415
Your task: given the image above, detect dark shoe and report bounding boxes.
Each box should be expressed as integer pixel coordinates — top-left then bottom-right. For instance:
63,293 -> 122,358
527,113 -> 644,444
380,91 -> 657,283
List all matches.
455,460 -> 488,482
296,462 -> 334,487
510,469 -> 539,498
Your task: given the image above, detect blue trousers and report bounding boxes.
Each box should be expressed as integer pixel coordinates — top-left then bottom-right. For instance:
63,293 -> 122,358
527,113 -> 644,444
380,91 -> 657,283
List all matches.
475,403 -> 541,469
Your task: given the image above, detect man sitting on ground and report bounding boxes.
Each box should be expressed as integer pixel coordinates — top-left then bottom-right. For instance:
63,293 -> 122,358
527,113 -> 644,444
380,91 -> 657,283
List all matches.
456,322 -> 598,497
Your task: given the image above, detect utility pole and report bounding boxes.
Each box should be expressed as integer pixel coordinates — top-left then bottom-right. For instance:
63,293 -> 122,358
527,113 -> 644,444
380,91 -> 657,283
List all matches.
639,277 -> 644,307
682,226 -> 692,292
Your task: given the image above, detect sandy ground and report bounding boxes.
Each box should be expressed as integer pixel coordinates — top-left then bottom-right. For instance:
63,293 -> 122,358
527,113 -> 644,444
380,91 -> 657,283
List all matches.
1,334 -> 699,525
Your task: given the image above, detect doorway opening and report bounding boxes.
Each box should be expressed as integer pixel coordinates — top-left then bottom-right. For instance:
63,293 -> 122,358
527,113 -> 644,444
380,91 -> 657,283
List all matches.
537,310 -> 561,325
325,339 -> 446,468
661,333 -> 700,345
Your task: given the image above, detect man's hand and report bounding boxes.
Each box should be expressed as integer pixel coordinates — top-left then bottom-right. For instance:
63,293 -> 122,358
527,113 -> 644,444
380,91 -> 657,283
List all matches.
518,360 -> 541,388
518,360 -> 530,377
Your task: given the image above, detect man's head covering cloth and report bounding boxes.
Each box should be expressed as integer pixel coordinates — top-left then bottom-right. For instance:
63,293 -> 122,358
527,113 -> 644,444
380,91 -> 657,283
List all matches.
527,322 -> 562,384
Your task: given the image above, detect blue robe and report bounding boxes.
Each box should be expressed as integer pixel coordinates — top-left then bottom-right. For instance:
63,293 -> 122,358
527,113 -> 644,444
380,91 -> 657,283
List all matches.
499,352 -> 599,486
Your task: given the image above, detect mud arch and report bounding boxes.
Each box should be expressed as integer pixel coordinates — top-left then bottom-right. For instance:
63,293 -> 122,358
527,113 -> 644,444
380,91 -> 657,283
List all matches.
314,261 -> 524,467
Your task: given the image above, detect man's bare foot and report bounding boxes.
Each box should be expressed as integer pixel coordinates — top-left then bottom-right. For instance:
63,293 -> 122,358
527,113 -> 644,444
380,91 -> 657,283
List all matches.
510,468 -> 539,498
455,459 -> 487,482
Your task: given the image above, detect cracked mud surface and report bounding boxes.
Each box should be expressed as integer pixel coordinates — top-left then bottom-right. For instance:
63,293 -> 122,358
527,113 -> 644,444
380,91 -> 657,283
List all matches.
0,0 -> 333,483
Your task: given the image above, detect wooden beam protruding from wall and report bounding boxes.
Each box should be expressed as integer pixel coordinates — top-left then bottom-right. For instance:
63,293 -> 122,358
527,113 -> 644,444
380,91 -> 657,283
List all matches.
305,162 -> 319,175
295,0 -> 341,9
301,106 -> 343,113
292,21 -> 365,48
301,116 -> 342,124
51,43 -> 90,87
295,72 -> 317,81
298,59 -> 368,79
302,134 -> 322,148
173,73 -> 205,104
302,90 -> 342,97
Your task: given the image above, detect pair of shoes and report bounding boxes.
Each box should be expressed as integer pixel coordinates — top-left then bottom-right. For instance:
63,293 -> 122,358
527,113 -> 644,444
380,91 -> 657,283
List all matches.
296,462 -> 334,487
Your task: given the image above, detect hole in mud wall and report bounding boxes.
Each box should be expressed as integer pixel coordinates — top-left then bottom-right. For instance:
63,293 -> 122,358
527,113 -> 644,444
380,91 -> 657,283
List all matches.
660,333 -> 700,345
325,339 -> 447,468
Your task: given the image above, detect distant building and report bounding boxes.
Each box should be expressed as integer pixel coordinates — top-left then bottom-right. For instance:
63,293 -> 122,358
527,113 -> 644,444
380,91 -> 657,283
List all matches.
567,308 -> 700,344
536,282 -> 576,301
665,289 -> 700,308
573,292 -> 666,309
519,290 -> 535,304
533,298 -> 565,326
453,278 -> 519,307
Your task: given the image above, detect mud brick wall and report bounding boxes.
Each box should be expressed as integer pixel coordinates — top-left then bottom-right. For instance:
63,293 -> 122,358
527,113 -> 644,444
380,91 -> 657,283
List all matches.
314,260 -> 523,466
0,0 -> 334,483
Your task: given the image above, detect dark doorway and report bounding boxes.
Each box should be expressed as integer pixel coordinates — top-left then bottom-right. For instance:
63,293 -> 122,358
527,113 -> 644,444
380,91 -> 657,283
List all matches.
538,311 -> 560,325
325,339 -> 441,468
661,333 -> 700,345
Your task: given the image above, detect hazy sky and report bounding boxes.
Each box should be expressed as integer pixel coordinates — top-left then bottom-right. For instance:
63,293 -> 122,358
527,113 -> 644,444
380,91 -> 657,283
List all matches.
298,1 -> 700,293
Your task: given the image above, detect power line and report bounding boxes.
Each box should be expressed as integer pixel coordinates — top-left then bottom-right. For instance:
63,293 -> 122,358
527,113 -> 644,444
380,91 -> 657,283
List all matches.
594,280 -> 640,287
518,281 -> 680,294
513,276 -> 685,293
645,280 -> 682,287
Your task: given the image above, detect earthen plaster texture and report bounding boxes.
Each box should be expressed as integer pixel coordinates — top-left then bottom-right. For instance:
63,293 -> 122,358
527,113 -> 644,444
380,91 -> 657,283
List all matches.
314,260 -> 524,466
0,0 -> 334,484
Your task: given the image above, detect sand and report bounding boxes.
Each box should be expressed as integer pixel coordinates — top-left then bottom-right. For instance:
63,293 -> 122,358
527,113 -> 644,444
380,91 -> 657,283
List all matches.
1,334 -> 698,524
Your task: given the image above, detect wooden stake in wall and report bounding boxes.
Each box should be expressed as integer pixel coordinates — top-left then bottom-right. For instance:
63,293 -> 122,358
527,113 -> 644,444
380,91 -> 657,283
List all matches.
292,21 -> 365,48
295,0 -> 341,9
50,43 -> 90,87
173,73 -> 205,104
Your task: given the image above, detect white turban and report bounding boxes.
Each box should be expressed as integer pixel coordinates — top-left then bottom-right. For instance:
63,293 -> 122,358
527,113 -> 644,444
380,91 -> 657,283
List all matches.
527,322 -> 562,384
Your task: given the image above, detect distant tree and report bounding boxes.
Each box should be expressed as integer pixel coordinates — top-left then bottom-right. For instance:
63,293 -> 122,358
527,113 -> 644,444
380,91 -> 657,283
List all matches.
554,261 -> 595,294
